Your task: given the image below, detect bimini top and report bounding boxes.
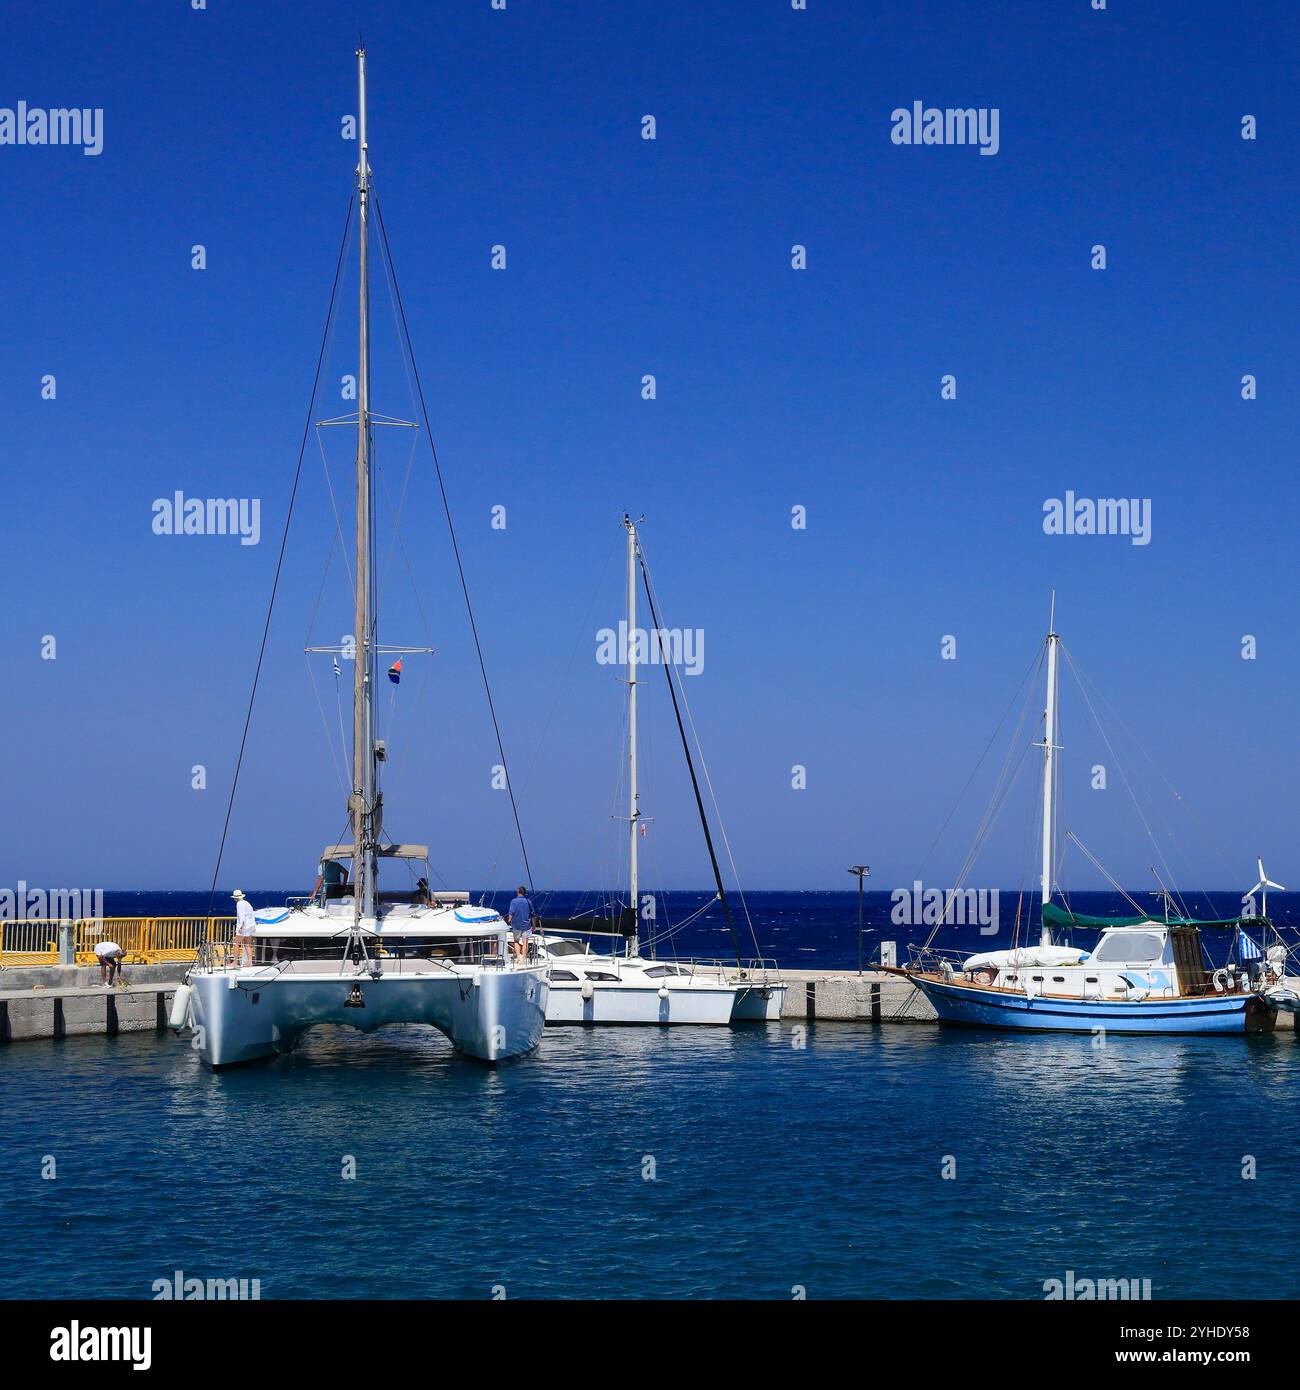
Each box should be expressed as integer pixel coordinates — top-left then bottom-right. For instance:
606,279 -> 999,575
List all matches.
1042,902 -> 1267,932
320,844 -> 429,860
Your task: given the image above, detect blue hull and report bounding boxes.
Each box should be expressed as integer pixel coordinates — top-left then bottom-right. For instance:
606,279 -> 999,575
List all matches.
913,977 -> 1274,1035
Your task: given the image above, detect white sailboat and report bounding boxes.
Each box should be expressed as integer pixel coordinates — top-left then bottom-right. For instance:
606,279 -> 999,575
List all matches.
537,516 -> 785,1025
179,45 -> 548,1067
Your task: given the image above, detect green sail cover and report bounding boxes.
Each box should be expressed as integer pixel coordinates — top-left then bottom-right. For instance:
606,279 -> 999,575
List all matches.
1041,902 -> 1265,932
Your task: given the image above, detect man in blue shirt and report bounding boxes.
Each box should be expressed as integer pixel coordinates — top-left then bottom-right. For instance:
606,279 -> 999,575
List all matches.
506,885 -> 536,963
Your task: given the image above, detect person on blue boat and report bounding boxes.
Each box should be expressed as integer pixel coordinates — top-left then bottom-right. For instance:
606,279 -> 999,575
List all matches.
507,885 -> 536,963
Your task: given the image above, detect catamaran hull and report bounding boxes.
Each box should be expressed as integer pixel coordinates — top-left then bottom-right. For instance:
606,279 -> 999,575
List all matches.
188,967 -> 549,1067
545,984 -> 737,1025
730,984 -> 787,1021
913,976 -> 1275,1036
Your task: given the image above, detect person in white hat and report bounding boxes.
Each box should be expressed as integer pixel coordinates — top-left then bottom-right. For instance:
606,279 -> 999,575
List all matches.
232,889 -> 257,967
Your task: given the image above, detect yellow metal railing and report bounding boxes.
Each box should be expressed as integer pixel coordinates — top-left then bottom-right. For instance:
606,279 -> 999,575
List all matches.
74,917 -> 236,964
0,917 -> 236,967
0,920 -> 63,966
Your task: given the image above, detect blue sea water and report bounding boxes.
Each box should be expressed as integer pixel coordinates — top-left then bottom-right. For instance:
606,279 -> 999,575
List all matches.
3,890 -> 1298,1300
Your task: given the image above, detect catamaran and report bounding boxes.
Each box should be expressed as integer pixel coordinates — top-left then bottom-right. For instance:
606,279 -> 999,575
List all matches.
536,515 -> 785,1025
895,608 -> 1286,1035
176,45 -> 548,1066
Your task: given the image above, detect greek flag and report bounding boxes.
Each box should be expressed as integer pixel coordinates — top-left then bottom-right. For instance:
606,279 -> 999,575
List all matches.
1237,928 -> 1263,962
332,657 -> 341,678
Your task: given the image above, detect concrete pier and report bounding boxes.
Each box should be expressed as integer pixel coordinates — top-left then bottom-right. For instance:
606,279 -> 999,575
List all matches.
0,982 -> 183,1043
778,968 -> 937,1023
0,962 -> 187,991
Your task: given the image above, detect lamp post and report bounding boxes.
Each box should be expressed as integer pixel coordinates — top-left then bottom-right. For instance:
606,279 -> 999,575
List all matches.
848,865 -> 870,975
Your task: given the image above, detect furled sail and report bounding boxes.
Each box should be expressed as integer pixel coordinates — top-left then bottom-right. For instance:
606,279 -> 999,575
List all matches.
1042,902 -> 1264,932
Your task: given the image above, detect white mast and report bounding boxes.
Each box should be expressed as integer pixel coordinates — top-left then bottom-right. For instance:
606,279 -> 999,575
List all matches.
1039,593 -> 1059,947
350,41 -> 377,923
624,515 -> 640,956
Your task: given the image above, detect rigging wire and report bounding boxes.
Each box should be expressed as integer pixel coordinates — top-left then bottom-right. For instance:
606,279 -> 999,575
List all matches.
1060,642 -> 1193,921
919,735 -> 1036,950
487,534 -> 622,907
305,654 -> 350,797
918,645 -> 1044,949
916,644 -> 1044,879
1065,832 -> 1149,917
205,197 -> 355,917
1064,645 -> 1241,912
635,541 -> 744,965
314,427 -> 357,601
302,530 -> 351,797
636,547 -> 761,961
372,191 -> 535,893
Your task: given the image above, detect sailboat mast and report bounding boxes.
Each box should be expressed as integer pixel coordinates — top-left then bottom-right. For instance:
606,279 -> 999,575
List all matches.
350,42 -> 377,922
624,515 -> 640,956
1039,596 -> 1059,947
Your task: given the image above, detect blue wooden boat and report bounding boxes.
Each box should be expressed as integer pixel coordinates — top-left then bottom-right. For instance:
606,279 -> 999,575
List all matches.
900,608 -> 1282,1037
910,947 -> 1275,1035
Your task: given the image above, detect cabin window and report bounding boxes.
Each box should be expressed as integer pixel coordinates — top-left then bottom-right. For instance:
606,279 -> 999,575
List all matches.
585,971 -> 620,982
1052,976 -> 1065,983
1092,932 -> 1163,964
548,940 -> 587,957
550,970 -> 578,982
1086,977 -> 1098,984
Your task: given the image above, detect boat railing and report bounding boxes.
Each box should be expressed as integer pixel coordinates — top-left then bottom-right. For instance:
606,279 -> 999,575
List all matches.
190,938 -> 226,973
905,944 -> 969,976
187,932 -> 523,975
737,956 -> 785,986
687,957 -> 786,986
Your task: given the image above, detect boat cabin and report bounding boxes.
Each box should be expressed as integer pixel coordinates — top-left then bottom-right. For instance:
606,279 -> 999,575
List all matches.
240,843 -> 510,967
970,923 -> 1229,1002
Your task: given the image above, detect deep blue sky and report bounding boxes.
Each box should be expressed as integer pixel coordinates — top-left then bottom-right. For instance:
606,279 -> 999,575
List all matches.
5,0 -> 1298,898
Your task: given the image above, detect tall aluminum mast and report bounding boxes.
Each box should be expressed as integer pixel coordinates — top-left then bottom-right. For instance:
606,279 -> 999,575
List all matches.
1038,594 -> 1059,947
624,515 -> 641,957
350,42 -> 378,923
